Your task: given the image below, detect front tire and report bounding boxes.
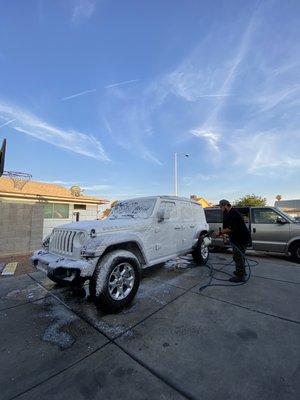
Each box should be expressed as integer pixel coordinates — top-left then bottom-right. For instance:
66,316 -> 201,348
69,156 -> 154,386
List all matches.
192,237 -> 209,265
290,241 -> 300,263
89,250 -> 141,312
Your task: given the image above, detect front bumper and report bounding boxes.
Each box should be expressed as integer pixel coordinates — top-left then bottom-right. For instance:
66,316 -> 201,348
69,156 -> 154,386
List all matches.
31,250 -> 98,283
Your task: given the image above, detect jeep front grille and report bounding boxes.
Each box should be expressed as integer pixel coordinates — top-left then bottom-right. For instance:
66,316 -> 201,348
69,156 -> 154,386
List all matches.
49,229 -> 77,255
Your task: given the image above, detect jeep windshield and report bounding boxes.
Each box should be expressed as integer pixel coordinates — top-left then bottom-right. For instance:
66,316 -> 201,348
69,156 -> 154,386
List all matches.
109,198 -> 156,219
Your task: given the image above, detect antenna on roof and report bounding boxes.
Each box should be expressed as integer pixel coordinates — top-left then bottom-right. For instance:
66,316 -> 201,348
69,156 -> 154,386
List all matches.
0,138 -> 32,189
70,185 -> 84,197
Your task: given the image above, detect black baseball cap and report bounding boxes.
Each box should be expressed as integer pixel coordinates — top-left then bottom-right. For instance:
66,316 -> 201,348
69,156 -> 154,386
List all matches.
218,199 -> 231,207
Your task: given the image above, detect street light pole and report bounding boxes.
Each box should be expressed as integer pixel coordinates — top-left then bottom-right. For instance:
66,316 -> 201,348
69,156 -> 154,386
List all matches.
174,152 -> 189,196
174,152 -> 178,196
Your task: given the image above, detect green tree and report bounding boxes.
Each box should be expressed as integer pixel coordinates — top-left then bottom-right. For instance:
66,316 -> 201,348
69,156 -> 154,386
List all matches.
234,194 -> 267,207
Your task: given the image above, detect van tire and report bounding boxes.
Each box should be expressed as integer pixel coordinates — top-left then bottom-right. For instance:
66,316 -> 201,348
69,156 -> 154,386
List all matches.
290,241 -> 300,263
89,250 -> 141,312
192,237 -> 209,265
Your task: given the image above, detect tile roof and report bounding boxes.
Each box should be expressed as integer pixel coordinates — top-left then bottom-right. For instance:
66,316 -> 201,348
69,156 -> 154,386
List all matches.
0,177 -> 108,204
190,195 -> 213,208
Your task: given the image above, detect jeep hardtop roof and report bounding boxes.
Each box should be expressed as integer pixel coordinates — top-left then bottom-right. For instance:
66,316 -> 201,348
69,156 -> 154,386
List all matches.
117,195 -> 201,205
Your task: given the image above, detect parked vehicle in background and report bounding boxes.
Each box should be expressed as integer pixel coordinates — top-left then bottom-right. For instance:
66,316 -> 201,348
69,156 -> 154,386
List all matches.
204,206 -> 300,262
32,196 -> 209,312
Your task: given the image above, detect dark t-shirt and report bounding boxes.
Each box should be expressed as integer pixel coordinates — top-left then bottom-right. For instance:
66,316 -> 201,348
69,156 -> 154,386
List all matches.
223,208 -> 250,245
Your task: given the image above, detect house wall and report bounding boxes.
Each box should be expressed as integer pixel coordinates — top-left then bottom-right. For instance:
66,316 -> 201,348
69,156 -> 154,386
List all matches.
0,196 -> 102,240
0,202 -> 43,255
43,203 -> 98,238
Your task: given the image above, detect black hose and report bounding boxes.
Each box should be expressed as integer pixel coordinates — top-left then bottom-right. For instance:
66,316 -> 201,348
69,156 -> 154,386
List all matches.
198,242 -> 258,292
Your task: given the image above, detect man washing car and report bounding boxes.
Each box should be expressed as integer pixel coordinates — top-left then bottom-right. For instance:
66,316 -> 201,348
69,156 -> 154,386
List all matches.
218,199 -> 250,282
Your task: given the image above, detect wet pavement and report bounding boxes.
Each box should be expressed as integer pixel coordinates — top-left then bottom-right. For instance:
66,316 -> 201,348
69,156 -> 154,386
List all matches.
0,252 -> 299,400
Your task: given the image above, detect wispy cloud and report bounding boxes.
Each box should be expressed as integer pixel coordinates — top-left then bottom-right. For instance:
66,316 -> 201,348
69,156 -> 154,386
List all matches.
72,0 -> 96,23
190,130 -> 220,152
38,180 -> 82,186
253,85 -> 300,113
62,89 -> 96,101
0,119 -> 16,128
103,79 -> 163,167
0,101 -> 110,161
182,173 -> 218,185
188,10 -> 258,153
231,131 -> 300,174
166,64 -> 227,103
104,106 -> 162,166
196,94 -> 232,98
105,79 -> 140,89
101,3 -> 295,171
83,184 -> 113,191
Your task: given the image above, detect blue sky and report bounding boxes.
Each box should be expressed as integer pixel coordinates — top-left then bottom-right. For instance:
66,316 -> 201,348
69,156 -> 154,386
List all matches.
0,0 -> 299,204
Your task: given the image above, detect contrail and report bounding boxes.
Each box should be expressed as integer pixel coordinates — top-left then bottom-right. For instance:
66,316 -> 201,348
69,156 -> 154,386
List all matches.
62,89 -> 96,101
0,119 -> 16,128
105,79 -> 139,89
196,94 -> 231,98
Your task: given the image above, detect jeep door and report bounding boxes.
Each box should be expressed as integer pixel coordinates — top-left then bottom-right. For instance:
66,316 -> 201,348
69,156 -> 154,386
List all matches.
251,208 -> 290,252
153,200 -> 181,259
179,201 -> 195,252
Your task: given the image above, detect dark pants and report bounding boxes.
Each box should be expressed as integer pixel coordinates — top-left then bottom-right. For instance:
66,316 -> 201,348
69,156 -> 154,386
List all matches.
232,242 -> 246,277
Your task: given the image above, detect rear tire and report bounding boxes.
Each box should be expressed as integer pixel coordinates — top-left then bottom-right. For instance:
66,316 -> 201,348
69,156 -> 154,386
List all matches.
290,241 -> 300,263
192,237 -> 209,265
89,250 -> 141,312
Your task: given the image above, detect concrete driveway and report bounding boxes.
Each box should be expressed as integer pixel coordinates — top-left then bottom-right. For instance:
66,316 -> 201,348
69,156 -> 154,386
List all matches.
1,252 -> 299,400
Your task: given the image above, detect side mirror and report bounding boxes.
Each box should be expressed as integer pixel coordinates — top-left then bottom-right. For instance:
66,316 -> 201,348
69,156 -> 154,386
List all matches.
276,216 -> 287,224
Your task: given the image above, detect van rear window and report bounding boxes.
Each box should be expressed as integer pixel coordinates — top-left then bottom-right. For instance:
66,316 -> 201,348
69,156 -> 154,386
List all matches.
204,209 -> 222,223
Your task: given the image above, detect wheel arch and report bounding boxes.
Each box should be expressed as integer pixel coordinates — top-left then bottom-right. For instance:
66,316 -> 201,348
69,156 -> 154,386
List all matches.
288,239 -> 300,253
198,230 -> 208,239
288,237 -> 300,250
100,241 -> 147,267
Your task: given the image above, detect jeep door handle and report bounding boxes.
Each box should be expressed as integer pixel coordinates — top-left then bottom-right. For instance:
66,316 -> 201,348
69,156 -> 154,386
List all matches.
174,225 -> 181,230
253,228 -> 256,233
190,224 -> 195,228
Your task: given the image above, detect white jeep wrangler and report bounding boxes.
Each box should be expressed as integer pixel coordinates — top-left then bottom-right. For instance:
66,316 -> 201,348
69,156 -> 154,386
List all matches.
32,196 -> 210,312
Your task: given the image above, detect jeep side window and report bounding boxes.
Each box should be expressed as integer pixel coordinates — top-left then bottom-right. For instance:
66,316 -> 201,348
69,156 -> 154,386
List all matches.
159,201 -> 177,219
252,208 -> 280,224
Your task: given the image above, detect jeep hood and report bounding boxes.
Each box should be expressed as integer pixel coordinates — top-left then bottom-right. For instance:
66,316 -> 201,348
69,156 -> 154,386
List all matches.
53,218 -> 150,234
